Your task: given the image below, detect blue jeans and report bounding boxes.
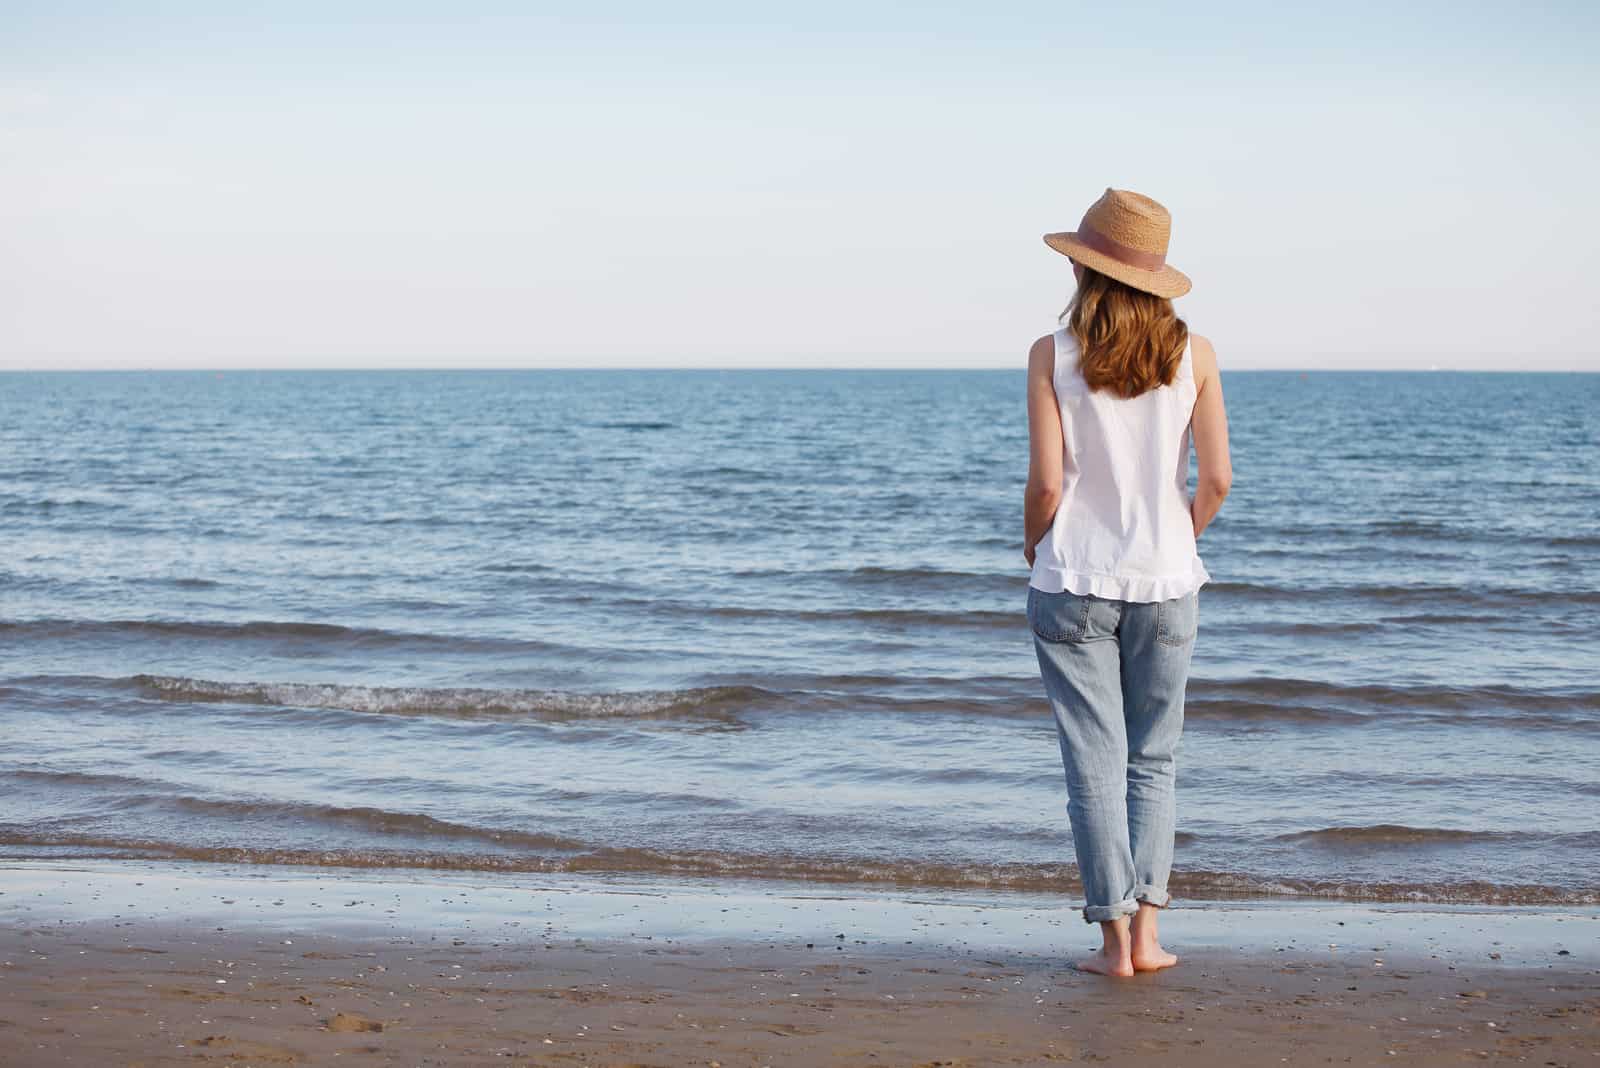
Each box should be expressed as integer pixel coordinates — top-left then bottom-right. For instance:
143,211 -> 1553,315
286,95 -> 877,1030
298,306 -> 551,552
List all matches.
1027,585 -> 1198,924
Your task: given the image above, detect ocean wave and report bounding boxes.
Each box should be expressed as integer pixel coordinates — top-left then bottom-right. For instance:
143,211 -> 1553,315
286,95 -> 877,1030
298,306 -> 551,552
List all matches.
3,768 -> 171,792
0,495 -> 122,514
1362,518 -> 1453,536
1374,612 -> 1501,625
1183,699 -> 1362,725
1189,676 -> 1600,716
1203,580 -> 1600,607
13,668 -> 1597,730
0,617 -> 570,654
131,674 -> 779,722
699,567 -> 1600,611
1547,533 -> 1600,549
108,795 -> 590,852
727,565 -> 1023,595
0,831 -> 1590,906
1274,824 -> 1518,846
680,602 -> 1021,629
132,672 -> 1600,728
1182,698 -> 1599,733
0,768 -> 749,821
1234,620 -> 1379,637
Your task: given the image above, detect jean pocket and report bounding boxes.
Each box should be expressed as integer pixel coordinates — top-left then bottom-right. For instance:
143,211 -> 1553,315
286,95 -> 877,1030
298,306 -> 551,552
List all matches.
1156,591 -> 1199,647
1027,586 -> 1092,643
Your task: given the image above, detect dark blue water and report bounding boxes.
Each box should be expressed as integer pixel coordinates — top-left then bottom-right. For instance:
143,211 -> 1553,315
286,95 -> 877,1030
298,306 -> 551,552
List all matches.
1,369 -> 1597,904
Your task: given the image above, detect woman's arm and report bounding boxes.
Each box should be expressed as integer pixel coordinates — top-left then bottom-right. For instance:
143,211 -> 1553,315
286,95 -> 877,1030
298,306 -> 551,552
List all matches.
1023,334 -> 1064,567
1188,333 -> 1233,539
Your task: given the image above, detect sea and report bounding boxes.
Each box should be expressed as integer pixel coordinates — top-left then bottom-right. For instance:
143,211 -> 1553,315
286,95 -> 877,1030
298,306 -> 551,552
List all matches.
2,368 -> 1597,907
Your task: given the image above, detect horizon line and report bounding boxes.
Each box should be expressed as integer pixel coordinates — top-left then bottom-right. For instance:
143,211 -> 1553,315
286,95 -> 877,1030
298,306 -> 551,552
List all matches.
0,364 -> 1595,374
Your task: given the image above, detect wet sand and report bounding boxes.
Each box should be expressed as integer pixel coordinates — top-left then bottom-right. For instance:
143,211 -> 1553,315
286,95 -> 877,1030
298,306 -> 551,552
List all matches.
2,861 -> 1596,1066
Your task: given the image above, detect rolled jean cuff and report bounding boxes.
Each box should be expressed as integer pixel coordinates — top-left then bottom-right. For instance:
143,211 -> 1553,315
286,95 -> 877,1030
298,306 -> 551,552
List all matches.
1133,884 -> 1171,908
1082,898 -> 1139,923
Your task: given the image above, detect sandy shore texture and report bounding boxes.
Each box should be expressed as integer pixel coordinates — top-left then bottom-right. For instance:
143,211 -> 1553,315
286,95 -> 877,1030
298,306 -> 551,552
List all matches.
2,861 -> 1595,1066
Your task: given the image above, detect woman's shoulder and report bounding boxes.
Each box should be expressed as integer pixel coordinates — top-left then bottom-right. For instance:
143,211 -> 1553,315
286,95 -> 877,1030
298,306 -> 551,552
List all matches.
1028,327 -> 1078,358
1188,332 -> 1219,380
1028,330 -> 1067,377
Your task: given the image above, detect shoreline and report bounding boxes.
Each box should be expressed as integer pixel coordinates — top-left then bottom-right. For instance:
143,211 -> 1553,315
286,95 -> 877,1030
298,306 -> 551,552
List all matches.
2,859 -> 1595,966
3,860 -> 1596,1065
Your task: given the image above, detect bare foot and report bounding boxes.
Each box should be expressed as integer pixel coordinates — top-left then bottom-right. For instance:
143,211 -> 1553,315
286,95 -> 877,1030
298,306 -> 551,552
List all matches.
1075,948 -> 1135,977
1129,902 -> 1178,971
1131,944 -> 1179,971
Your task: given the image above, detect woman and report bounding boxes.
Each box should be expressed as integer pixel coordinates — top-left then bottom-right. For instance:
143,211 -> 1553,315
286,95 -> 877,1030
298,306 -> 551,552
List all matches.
1024,187 -> 1232,978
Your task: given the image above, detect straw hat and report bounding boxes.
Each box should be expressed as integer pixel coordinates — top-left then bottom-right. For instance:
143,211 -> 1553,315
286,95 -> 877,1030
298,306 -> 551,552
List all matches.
1044,187 -> 1191,299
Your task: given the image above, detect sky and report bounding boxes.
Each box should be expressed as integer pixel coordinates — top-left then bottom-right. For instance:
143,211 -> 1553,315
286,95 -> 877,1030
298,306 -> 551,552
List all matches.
3,1 -> 1598,371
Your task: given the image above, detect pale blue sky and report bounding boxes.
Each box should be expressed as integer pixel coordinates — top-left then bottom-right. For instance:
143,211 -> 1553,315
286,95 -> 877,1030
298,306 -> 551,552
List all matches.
3,1 -> 1597,370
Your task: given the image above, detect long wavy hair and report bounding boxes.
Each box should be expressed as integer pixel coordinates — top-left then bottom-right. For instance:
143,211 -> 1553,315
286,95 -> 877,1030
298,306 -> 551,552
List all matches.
1059,265 -> 1189,398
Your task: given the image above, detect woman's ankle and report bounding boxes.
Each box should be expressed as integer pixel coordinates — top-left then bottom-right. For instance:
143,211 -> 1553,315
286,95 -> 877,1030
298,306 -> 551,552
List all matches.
1098,915 -> 1132,951
1129,903 -> 1162,937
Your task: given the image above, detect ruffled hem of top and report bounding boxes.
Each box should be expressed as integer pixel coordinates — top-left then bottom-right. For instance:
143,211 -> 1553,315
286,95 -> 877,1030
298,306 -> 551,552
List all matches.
1030,558 -> 1211,604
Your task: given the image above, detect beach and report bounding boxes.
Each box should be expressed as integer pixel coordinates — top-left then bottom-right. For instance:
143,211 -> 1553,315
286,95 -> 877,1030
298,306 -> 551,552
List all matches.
2,860 -> 1596,1066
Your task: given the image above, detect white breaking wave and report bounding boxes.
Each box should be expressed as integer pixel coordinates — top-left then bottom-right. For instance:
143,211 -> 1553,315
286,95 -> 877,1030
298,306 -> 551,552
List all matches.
131,674 -> 769,721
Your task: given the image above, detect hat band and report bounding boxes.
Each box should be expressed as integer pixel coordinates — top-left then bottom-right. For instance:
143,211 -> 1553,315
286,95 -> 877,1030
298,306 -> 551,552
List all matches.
1074,218 -> 1167,272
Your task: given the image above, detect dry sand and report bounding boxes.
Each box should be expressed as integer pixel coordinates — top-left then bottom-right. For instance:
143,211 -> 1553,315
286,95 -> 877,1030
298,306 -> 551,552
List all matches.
1,861 -> 1595,1066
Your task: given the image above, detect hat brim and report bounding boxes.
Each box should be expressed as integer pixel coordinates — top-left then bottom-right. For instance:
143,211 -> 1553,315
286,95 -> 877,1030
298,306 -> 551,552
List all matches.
1044,232 -> 1191,299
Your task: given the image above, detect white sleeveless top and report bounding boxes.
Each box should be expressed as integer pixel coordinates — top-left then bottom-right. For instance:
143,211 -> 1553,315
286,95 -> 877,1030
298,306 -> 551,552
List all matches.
1029,326 -> 1212,602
